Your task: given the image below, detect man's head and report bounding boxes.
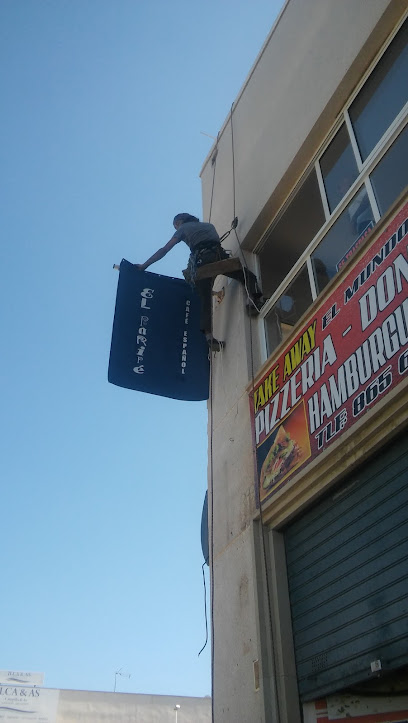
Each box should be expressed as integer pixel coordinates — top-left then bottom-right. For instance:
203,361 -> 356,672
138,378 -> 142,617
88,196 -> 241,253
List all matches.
173,213 -> 199,229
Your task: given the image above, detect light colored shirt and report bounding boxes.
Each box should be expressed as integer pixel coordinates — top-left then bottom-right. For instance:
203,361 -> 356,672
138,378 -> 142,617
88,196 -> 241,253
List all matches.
173,221 -> 220,251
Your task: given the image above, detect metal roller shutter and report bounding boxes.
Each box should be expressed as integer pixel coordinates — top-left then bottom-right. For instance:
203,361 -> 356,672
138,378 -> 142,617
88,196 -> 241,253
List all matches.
284,433 -> 408,701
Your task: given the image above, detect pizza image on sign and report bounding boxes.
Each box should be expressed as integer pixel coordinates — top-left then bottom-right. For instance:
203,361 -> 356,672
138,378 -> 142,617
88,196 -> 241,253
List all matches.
258,401 -> 312,501
260,424 -> 301,489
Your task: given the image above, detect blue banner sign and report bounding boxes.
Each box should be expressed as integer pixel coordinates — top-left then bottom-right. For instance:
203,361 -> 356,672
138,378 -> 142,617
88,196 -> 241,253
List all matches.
108,260 -> 209,401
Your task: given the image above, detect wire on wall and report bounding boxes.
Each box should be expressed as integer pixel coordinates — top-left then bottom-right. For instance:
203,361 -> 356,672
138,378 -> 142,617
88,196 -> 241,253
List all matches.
208,133 -> 219,224
206,103 -> 279,721
198,562 -> 209,657
231,100 -> 281,720
208,344 -> 215,723
229,103 -> 263,315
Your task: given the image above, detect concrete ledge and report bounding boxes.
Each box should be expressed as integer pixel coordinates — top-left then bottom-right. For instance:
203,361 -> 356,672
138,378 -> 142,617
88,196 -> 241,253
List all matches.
182,257 -> 242,280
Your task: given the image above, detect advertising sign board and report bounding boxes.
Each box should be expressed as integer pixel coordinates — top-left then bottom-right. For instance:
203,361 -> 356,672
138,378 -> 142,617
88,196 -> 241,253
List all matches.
303,695 -> 408,723
0,673 -> 44,687
0,687 -> 58,722
251,203 -> 408,504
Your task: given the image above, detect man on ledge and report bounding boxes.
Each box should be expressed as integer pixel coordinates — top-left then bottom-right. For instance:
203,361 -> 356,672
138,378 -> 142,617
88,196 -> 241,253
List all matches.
135,213 -> 262,352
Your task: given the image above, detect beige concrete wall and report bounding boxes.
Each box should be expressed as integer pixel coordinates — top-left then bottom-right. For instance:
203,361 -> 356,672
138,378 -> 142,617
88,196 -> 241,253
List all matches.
56,689 -> 211,722
204,1 -> 405,721
209,332 -> 263,719
211,528 -> 265,722
201,0 -> 402,251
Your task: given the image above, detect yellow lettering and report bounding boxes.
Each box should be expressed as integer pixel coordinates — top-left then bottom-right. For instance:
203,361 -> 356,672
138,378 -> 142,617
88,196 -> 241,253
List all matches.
308,320 -> 316,349
271,365 -> 279,393
283,319 -> 317,380
254,389 -> 259,412
301,330 -> 311,355
283,353 -> 292,380
290,341 -> 302,369
264,374 -> 272,403
255,365 -> 280,412
256,385 -> 265,412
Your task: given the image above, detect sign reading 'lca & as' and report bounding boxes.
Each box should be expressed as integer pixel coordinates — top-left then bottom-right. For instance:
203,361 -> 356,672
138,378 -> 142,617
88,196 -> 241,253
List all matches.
250,202 -> 408,505
0,686 -> 59,722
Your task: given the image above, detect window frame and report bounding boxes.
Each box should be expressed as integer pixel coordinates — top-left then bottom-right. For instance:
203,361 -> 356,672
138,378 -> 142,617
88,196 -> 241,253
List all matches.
255,12 -> 408,363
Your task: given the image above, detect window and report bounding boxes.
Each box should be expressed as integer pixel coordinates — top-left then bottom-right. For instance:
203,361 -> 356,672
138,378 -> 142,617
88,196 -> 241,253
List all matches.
264,265 -> 313,355
258,17 -> 408,359
311,186 -> 375,292
349,18 -> 408,161
370,122 -> 408,215
320,124 -> 359,212
259,169 -> 325,297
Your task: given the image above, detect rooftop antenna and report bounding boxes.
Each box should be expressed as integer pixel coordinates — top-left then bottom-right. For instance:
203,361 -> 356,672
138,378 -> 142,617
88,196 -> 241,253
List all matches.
114,668 -> 131,692
200,131 -> 216,140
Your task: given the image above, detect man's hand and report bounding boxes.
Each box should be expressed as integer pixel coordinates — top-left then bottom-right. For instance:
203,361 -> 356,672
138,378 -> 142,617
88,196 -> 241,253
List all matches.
133,235 -> 179,272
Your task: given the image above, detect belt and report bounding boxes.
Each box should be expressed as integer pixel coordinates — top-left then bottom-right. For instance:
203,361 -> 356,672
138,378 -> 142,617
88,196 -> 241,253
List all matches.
192,241 -> 220,253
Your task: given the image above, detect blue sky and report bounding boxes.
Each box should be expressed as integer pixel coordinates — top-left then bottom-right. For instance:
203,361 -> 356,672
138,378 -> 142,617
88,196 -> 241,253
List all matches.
0,0 -> 282,697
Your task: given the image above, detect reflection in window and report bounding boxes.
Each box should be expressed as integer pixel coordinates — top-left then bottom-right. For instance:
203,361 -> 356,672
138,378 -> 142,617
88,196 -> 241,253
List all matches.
264,265 -> 313,355
312,187 -> 375,293
349,19 -> 408,161
320,124 -> 359,212
370,123 -> 408,215
259,169 -> 325,297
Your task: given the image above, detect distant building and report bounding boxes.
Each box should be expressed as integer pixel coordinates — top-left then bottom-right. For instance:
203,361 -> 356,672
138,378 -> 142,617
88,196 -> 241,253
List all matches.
0,685 -> 211,722
57,689 -> 211,722
200,1 -> 408,722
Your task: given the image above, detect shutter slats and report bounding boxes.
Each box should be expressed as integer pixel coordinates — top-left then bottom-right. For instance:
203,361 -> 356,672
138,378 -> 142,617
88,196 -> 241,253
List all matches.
284,434 -> 408,701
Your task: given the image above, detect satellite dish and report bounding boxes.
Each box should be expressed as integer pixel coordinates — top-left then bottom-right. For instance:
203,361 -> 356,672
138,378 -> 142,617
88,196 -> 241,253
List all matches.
201,491 -> 209,565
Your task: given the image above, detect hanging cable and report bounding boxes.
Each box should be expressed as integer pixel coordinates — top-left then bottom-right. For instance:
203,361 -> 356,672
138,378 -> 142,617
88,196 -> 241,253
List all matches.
207,134 -> 227,710
208,336 -> 215,723
205,103 -> 270,721
208,133 -> 219,224
231,103 -> 237,221
218,216 -> 238,244
229,102 -> 263,314
198,562 -> 209,657
207,132 -> 226,716
230,100 -> 282,721
199,131 -> 222,715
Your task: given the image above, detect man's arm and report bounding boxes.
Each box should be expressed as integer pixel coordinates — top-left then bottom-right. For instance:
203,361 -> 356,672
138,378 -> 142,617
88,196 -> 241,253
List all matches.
135,235 -> 180,271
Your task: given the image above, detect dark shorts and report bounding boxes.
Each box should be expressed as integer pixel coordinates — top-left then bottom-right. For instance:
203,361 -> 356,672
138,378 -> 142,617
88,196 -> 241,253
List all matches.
186,243 -> 230,285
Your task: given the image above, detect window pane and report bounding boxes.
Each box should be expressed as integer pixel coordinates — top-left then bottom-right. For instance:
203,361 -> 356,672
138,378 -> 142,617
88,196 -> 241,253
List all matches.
311,187 -> 375,292
370,123 -> 408,215
349,19 -> 408,161
259,169 -> 325,297
264,265 -> 313,356
320,124 -> 359,212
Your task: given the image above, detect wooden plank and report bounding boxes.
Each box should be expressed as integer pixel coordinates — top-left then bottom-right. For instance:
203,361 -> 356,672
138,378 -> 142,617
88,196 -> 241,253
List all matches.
182,257 -> 242,281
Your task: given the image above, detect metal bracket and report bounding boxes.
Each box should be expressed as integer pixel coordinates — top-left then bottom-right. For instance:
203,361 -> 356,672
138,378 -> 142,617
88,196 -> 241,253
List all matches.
212,288 -> 225,304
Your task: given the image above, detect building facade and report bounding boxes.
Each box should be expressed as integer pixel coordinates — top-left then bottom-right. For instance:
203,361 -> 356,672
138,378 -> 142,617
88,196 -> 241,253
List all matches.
200,2 -> 408,721
0,685 -> 211,723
